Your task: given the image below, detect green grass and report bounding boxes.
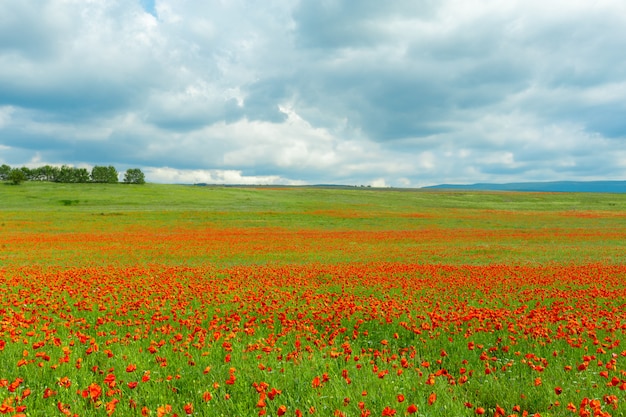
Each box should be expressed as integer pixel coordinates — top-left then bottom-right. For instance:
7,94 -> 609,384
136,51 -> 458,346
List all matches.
2,182 -> 626,266
1,182 -> 626,416
2,180 -> 626,220
2,181 -> 626,211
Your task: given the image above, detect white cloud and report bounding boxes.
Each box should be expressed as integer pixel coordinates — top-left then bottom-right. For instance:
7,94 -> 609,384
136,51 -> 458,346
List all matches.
1,0 -> 626,186
144,167 -> 305,185
370,178 -> 388,188
0,105 -> 14,128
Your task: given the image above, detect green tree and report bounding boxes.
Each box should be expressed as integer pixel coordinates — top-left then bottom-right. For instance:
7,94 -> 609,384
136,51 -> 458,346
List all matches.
20,166 -> 34,181
47,165 -> 61,182
7,168 -> 26,185
91,165 -> 119,183
56,165 -> 90,183
30,166 -> 45,181
124,168 -> 146,184
38,165 -> 60,182
56,165 -> 74,183
74,168 -> 90,183
0,164 -> 11,180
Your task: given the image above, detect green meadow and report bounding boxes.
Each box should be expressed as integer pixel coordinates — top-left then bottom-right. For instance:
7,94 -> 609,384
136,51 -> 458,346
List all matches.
3,182 -> 626,214
1,182 -> 625,417
2,182 -> 626,266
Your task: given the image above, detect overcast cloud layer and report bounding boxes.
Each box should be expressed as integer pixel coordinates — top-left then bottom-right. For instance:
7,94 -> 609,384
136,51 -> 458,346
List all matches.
1,0 -> 625,186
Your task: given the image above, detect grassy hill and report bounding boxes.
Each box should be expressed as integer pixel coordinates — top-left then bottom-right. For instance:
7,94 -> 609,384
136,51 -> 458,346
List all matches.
3,181 -> 626,214
424,180 -> 626,193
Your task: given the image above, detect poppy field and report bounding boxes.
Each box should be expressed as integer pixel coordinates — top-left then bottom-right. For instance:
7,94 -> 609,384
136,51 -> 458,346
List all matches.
1,183 -> 626,416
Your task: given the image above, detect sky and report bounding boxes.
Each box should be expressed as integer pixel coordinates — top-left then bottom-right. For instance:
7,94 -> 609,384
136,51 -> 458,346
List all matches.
1,0 -> 625,187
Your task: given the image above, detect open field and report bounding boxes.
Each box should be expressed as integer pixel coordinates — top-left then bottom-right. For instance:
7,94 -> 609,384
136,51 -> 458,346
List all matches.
1,183 -> 626,416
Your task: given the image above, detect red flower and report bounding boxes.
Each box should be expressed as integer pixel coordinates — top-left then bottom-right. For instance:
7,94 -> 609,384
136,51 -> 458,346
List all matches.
57,402 -> 72,416
268,387 -> 281,400
381,406 -> 396,416
87,382 -> 102,402
407,404 -> 418,414
43,387 -> 57,398
20,388 -> 31,400
256,392 -> 267,408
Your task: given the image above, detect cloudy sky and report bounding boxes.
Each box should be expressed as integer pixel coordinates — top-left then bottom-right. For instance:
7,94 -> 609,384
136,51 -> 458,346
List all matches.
1,0 -> 625,186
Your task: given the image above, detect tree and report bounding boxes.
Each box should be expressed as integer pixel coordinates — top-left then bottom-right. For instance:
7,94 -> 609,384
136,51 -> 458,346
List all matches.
91,165 -> 118,183
56,165 -> 90,183
74,168 -> 90,183
30,166 -> 46,181
40,165 -> 60,182
20,166 -> 33,181
56,165 -> 74,183
7,168 -> 26,185
124,168 -> 145,184
0,164 -> 11,180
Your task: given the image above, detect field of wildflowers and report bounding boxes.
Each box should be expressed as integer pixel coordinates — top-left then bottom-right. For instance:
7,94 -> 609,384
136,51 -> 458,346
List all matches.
1,184 -> 625,416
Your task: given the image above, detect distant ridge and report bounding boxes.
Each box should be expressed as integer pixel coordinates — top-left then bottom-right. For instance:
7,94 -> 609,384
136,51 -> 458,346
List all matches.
423,180 -> 626,193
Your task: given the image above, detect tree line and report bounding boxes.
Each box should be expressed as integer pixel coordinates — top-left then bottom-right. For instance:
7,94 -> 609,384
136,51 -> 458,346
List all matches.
0,164 -> 145,185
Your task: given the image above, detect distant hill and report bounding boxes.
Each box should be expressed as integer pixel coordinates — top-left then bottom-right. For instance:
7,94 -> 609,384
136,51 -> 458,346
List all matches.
423,181 -> 626,193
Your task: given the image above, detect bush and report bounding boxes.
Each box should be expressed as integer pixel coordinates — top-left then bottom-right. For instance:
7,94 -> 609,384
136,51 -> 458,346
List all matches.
7,168 -> 26,185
